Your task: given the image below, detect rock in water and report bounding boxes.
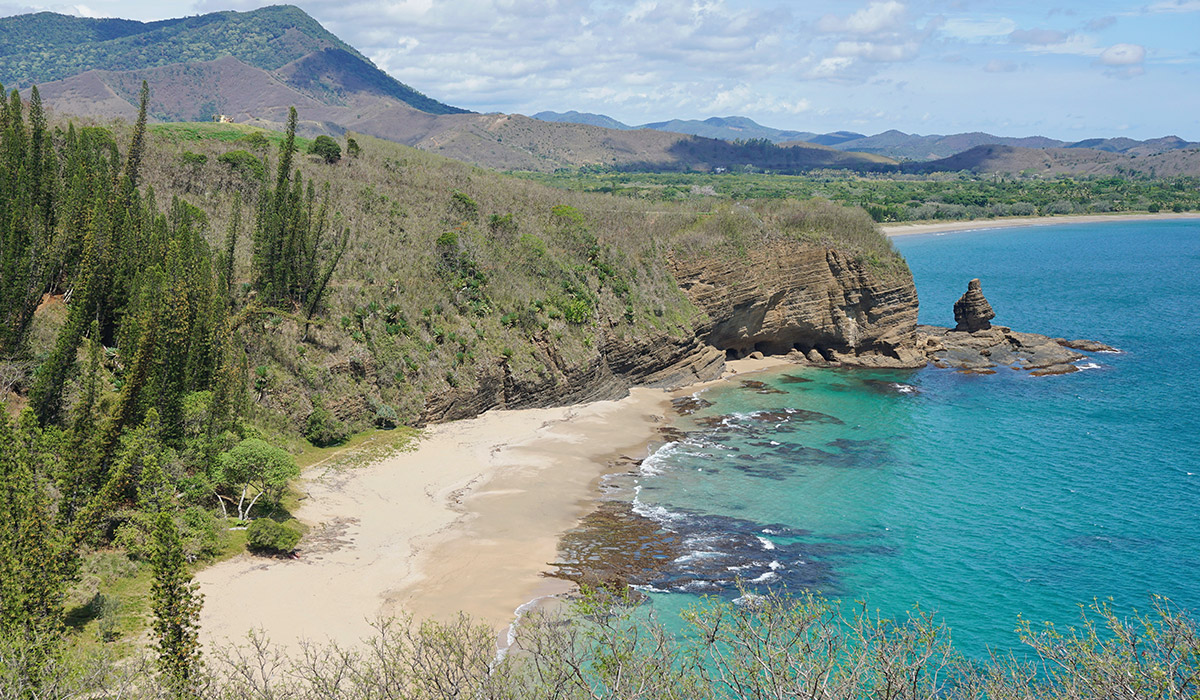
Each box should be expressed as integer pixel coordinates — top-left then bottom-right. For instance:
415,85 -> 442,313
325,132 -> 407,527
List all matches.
953,279 -> 996,332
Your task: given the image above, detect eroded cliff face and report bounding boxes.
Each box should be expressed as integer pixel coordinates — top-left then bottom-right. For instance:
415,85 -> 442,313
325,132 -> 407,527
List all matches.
420,327 -> 725,423
420,239 -> 921,422
671,242 -> 923,368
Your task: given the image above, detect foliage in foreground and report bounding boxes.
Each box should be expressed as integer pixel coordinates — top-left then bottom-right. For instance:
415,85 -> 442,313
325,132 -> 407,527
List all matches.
3,589 -> 1198,699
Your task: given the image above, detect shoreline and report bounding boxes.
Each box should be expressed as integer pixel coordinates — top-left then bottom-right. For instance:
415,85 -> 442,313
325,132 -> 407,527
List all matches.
882,211 -> 1200,237
195,356 -> 791,652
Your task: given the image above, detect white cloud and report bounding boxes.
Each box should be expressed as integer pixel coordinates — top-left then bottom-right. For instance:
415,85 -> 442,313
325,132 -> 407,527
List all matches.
1145,0 -> 1200,12
940,17 -> 1017,40
1009,28 -> 1069,45
818,1 -> 906,34
807,56 -> 856,78
835,40 -> 918,62
1019,33 -> 1102,57
1099,43 -> 1146,65
984,59 -> 1018,72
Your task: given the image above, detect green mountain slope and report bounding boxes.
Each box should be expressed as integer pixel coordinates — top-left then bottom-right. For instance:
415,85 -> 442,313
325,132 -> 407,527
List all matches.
0,5 -> 465,115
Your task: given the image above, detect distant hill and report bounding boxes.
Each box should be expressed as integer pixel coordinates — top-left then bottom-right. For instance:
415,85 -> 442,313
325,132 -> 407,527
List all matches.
0,5 -> 465,115
534,112 -> 817,143
807,131 -> 866,147
903,143 -> 1200,177
532,110 -> 632,131
532,111 -> 1198,163
638,116 -> 816,143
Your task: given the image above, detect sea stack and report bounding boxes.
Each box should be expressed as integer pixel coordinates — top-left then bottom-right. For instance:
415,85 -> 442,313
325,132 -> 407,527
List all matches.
953,278 -> 996,332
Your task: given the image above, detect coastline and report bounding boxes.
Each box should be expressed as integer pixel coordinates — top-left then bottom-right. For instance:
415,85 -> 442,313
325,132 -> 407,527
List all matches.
882,211 -> 1200,237
195,356 -> 791,651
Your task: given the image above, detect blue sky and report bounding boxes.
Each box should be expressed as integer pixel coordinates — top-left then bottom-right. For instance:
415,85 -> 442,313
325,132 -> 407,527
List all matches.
2,0 -> 1198,140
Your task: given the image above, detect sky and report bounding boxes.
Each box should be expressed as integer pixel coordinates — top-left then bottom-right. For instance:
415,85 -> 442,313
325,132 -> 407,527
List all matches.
2,0 -> 1198,140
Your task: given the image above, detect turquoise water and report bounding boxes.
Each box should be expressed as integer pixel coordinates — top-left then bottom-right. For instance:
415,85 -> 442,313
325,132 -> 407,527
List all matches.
627,220 -> 1200,658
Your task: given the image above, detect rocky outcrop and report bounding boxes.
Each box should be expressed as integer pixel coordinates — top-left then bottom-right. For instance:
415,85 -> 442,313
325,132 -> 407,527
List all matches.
915,325 -> 1089,375
422,240 -> 921,422
420,326 -> 725,423
953,278 -> 995,332
671,242 -> 924,368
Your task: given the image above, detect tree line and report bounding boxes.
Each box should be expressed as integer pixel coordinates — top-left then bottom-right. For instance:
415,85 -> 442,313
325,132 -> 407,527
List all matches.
0,83 -> 345,695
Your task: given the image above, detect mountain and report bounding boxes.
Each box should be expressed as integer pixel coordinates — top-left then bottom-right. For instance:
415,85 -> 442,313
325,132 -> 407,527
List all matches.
534,112 -> 818,143
807,131 -> 866,147
637,116 -> 816,143
535,111 -> 1199,162
903,143 -> 1200,177
0,5 -> 465,115
532,110 -> 633,130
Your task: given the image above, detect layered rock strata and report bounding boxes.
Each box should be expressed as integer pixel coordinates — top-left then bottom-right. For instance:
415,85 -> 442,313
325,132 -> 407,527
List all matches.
421,240 -> 922,422
953,278 -> 995,332
671,242 -> 924,369
421,327 -> 725,423
914,325 -> 1116,376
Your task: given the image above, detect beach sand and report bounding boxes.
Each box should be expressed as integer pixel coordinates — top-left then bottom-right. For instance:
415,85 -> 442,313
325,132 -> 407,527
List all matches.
882,211 -> 1200,237
195,356 -> 790,652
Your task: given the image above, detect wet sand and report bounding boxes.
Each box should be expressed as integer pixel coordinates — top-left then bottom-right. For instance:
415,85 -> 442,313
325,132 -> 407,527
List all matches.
195,357 -> 789,651
882,212 -> 1200,237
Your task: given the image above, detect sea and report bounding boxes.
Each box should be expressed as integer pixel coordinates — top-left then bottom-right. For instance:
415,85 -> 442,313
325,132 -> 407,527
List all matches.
584,219 -> 1200,660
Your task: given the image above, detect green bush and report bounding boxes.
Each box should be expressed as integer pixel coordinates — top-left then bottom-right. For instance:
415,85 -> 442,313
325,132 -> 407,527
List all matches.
218,149 -> 264,180
180,151 -> 207,166
308,135 -> 341,164
238,132 -> 270,150
374,404 -> 399,429
306,405 -> 349,447
450,191 -> 478,222
246,519 -> 301,555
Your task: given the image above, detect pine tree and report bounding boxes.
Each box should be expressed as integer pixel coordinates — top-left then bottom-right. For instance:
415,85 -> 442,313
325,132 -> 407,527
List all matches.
0,412 -> 72,694
149,510 -> 203,695
251,106 -> 349,320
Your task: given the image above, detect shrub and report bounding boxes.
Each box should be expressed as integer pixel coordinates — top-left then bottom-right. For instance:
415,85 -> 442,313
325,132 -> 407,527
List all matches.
218,149 -> 264,180
246,519 -> 301,555
450,191 -> 478,222
308,135 -> 341,164
551,204 -> 585,226
180,151 -> 207,167
374,404 -> 399,429
238,132 -> 270,149
346,137 -> 361,158
488,213 -> 517,236
306,405 -> 349,447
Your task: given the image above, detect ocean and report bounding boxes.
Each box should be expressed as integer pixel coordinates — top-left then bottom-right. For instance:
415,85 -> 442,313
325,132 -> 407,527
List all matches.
589,219 -> 1200,659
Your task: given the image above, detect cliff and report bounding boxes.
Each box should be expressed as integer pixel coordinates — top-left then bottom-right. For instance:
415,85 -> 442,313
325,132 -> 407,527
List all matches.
420,239 -> 922,422
672,242 -> 924,368
420,326 -> 725,422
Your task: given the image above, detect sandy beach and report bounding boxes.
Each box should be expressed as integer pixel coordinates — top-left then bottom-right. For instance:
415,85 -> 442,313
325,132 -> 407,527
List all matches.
196,357 -> 790,652
882,211 -> 1200,237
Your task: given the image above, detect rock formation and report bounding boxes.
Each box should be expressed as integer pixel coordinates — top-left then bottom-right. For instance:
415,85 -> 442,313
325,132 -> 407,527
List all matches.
953,278 -> 995,332
915,325 -> 1089,375
421,240 -> 923,421
420,252 -> 1116,422
670,241 -> 924,369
